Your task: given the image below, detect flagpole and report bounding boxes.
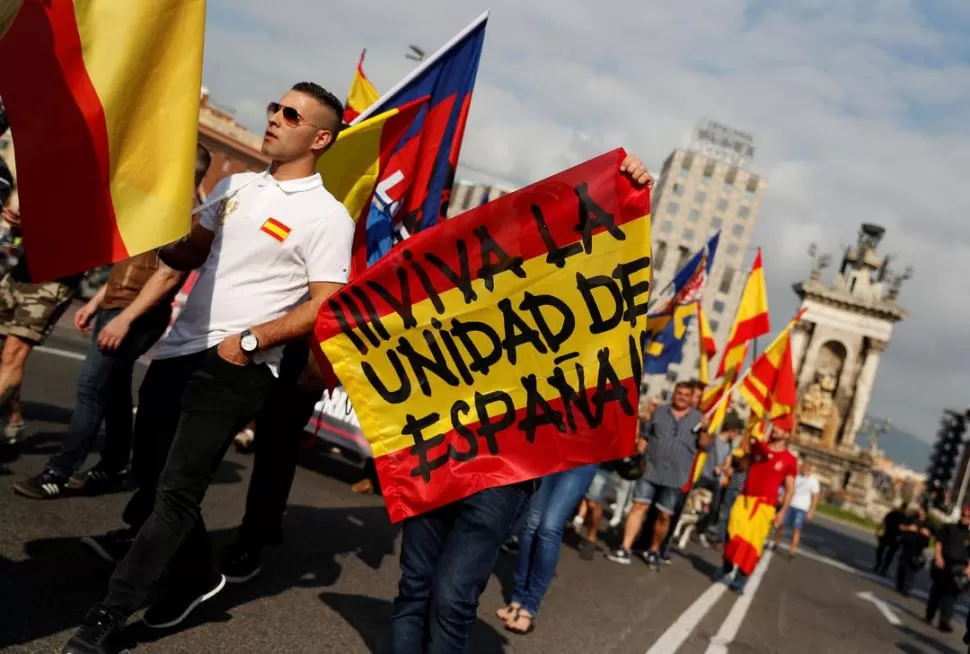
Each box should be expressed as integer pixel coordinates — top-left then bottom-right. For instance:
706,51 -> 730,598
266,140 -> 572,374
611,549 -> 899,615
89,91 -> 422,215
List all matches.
351,12 -> 490,125
702,309 -> 806,421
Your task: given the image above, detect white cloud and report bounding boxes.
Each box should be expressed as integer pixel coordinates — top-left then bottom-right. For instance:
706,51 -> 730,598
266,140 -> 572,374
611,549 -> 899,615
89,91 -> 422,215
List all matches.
203,0 -> 970,444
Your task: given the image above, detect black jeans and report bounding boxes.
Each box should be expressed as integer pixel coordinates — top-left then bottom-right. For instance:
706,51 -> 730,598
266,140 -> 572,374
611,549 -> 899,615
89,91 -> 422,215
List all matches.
875,537 -> 899,575
105,348 -> 275,616
238,341 -> 319,548
45,308 -> 168,478
389,482 -> 533,654
896,547 -> 922,595
927,564 -> 964,627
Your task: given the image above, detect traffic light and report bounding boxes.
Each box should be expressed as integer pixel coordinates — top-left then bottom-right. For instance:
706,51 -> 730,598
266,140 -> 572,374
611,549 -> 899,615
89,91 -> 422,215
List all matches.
927,410 -> 968,509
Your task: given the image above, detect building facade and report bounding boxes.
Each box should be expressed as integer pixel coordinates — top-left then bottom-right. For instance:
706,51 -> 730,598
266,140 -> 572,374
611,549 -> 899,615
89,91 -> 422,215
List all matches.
643,121 -> 768,399
197,88 -> 270,196
446,179 -> 515,218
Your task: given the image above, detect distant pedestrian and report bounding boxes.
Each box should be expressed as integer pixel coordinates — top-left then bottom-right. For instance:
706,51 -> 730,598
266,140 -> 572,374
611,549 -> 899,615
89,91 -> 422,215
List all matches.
770,461 -> 820,560
926,505 -> 970,632
895,505 -> 932,597
875,502 -> 908,576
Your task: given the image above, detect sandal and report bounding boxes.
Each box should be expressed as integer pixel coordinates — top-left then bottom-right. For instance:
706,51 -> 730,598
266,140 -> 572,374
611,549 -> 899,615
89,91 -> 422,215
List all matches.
496,603 -> 520,623
505,610 -> 535,635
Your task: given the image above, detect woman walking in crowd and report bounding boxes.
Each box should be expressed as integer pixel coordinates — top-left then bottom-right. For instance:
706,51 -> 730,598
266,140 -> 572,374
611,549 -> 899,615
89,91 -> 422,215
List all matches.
497,464 -> 598,635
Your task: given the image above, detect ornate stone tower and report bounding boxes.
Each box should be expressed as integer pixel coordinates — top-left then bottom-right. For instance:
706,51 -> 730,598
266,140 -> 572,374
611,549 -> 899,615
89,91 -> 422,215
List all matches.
788,225 -> 910,513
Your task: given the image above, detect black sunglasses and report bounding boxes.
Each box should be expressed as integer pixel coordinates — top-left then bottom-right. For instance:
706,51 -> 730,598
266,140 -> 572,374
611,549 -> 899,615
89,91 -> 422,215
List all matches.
266,102 -> 328,130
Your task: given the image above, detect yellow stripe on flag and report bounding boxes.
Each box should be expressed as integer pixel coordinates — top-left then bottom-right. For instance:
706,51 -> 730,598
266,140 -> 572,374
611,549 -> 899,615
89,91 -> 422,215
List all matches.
321,219 -> 649,458
75,0 -> 206,255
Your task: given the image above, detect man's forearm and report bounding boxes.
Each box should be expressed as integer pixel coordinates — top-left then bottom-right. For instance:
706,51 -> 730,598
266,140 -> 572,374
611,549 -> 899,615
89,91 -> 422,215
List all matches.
118,266 -> 186,324
159,237 -> 208,271
250,295 -> 326,349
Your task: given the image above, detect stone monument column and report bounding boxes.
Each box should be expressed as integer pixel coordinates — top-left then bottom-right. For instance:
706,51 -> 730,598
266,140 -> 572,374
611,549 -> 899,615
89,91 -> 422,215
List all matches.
843,340 -> 886,448
790,321 -> 811,376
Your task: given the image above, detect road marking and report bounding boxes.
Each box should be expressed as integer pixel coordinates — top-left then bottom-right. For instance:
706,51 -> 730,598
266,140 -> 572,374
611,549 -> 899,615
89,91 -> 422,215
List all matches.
705,551 -> 774,654
35,346 -> 86,361
645,581 -> 728,654
857,591 -> 902,626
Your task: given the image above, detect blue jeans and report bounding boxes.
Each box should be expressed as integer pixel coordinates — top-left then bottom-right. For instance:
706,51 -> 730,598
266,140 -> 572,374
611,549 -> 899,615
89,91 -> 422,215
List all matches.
512,464 -> 596,615
45,307 -> 169,478
389,482 -> 533,654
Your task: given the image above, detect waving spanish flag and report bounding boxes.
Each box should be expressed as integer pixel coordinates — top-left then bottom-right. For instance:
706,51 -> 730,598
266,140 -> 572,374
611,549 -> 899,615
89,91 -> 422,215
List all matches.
344,49 -> 380,124
697,303 -> 717,384
715,249 -> 770,378
739,309 -> 806,433
0,0 -> 205,281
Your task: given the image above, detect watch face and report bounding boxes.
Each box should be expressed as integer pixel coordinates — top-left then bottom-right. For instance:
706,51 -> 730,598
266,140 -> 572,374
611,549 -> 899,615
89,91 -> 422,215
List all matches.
241,333 -> 258,352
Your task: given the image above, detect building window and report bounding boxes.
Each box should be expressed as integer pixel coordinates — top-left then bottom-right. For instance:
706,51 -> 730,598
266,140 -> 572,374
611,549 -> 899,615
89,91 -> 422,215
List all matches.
676,245 -> 691,271
641,382 -> 650,395
681,153 -> 694,170
732,224 -> 745,237
703,161 -> 715,178
683,227 -> 695,241
711,217 -> 723,229
660,389 -> 670,401
666,202 -> 679,215
654,241 -> 667,270
725,167 -> 738,185
688,209 -> 701,223
726,243 -> 739,255
666,370 -> 678,383
713,300 -> 726,313
738,206 -> 750,219
461,186 -> 474,211
745,176 -> 759,198
695,191 -> 707,204
719,266 -> 735,293
716,198 -> 728,211
709,319 -> 719,332
660,220 -> 673,233
672,182 -> 685,196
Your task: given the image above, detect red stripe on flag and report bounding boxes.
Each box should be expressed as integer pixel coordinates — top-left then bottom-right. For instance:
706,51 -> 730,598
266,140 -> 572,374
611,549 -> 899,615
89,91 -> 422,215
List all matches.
373,377 -> 639,522
0,3 -> 127,280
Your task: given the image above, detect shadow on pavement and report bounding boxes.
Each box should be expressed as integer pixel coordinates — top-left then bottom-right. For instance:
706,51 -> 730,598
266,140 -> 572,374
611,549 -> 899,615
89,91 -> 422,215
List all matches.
0,503 -> 400,651
895,624 -> 962,654
319,592 -> 510,654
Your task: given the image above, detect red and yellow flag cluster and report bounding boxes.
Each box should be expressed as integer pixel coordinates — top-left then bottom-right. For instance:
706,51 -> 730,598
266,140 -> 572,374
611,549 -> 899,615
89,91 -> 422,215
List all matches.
738,309 -> 806,434
344,50 -> 380,123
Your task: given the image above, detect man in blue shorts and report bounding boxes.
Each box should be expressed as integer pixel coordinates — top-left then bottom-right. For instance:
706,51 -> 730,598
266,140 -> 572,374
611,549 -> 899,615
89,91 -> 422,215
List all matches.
770,460 -> 820,559
608,382 -> 709,569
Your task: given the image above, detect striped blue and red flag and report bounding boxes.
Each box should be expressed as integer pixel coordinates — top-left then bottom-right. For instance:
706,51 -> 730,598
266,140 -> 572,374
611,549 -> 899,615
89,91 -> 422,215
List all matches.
351,12 -> 488,268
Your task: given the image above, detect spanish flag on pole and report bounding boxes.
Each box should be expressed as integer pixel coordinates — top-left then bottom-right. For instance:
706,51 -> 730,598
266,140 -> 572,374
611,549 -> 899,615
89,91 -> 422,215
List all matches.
697,303 -> 717,385
739,309 -> 806,433
0,1 -> 205,281
715,249 -> 770,378
344,50 -> 380,124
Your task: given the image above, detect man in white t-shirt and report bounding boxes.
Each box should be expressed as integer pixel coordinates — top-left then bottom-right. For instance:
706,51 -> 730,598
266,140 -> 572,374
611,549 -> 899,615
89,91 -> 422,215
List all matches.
65,82 -> 354,654
772,460 -> 821,560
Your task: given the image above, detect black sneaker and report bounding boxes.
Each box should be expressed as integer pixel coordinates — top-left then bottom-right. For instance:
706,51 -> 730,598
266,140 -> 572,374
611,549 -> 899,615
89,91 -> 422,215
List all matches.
12,470 -> 68,499
62,604 -> 124,654
68,467 -> 126,495
221,542 -> 263,584
607,548 -> 632,564
644,551 -> 661,571
82,529 -> 135,564
143,571 -> 226,629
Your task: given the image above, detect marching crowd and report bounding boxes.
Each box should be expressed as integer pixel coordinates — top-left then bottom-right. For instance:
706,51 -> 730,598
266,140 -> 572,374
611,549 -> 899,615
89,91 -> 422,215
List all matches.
2,79 -> 967,654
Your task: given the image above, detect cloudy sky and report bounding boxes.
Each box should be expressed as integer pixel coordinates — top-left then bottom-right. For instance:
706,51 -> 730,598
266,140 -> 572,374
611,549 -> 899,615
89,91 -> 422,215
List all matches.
203,0 -> 970,444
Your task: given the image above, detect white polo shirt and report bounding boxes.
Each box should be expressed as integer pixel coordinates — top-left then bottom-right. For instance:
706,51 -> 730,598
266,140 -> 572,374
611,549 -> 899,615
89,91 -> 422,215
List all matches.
153,170 -> 354,375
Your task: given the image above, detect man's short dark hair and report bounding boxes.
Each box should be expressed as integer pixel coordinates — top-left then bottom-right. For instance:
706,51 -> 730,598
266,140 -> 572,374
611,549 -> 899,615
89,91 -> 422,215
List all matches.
195,144 -> 212,184
673,381 -> 693,393
292,81 -> 344,139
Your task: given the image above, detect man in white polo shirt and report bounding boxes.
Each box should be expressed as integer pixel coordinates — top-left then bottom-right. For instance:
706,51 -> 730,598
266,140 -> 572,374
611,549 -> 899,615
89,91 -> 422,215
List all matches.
771,460 -> 820,560
64,82 -> 354,654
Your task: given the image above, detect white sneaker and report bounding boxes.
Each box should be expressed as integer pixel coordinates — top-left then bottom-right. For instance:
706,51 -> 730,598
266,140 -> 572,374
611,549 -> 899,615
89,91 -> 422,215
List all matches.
699,534 -> 711,548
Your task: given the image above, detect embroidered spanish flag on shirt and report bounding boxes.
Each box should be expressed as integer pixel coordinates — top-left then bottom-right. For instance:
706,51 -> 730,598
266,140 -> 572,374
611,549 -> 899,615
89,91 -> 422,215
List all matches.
0,1 -> 205,281
260,218 -> 291,243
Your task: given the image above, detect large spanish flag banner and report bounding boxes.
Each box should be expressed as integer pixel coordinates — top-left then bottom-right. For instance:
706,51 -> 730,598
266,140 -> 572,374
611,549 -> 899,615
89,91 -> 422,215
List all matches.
316,150 -> 652,521
0,0 -> 206,281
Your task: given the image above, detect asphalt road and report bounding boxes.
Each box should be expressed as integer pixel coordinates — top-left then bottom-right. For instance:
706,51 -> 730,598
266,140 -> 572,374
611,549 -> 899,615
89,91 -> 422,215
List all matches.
1,312 -> 968,654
